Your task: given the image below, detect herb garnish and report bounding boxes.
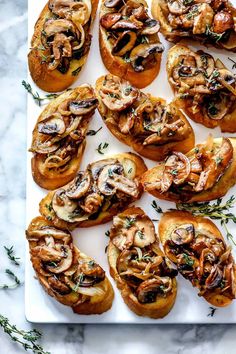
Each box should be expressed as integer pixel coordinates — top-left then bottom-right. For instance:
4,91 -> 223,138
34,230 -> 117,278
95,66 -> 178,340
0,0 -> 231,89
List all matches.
4,246 -> 20,266
186,5 -> 199,20
207,307 -> 217,317
124,217 -> 136,229
105,230 -> 110,237
88,260 -> 95,267
22,80 -> 58,106
205,26 -> 225,42
96,142 -> 109,154
151,200 -> 163,214
228,57 -> 236,70
87,127 -> 102,136
0,269 -> 21,290
73,274 -> 84,292
215,156 -> 223,165
72,66 -> 82,76
183,0 -> 193,5
176,196 -> 236,245
182,253 -> 194,267
127,168 -> 133,174
124,85 -> 133,95
45,203 -> 53,212
137,230 -> 144,239
0,315 -> 50,354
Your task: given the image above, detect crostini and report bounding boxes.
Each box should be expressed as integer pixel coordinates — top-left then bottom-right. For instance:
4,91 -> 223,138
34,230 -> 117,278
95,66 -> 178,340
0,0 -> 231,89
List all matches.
39,152 -> 147,230
95,74 -> 195,160
166,44 -> 236,132
159,211 -> 236,307
107,207 -> 178,318
28,0 -> 98,92
26,216 -> 114,314
142,136 -> 236,203
30,85 -> 98,190
152,0 -> 236,52
99,0 -> 164,88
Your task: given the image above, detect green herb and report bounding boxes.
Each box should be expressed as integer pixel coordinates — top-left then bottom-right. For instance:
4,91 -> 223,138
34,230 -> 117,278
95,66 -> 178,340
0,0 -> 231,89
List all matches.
73,274 -> 84,292
72,66 -> 82,76
105,245 -> 108,253
171,169 -> 178,176
127,168 -> 133,174
108,168 -> 113,177
105,230 -> 110,237
140,35 -> 149,44
87,127 -> 102,136
182,253 -> 194,267
96,142 -> 109,154
228,57 -> 236,70
205,25 -> 225,42
142,254 -> 153,262
22,81 -> 58,106
194,147 -> 199,153
151,200 -> 163,214
176,196 -> 236,245
108,93 -> 120,99
186,5 -> 199,20
215,156 -> 223,165
45,203 -> 53,212
47,261 -> 57,268
124,217 -> 136,229
211,70 -> 220,79
183,0 -> 193,5
0,315 -> 50,354
88,260 -> 95,267
124,85 -> 133,95
123,53 -> 131,63
4,246 -> 20,266
40,54 -> 49,63
0,269 -> 21,290
207,101 -> 218,116
137,230 -> 144,239
207,307 -> 217,317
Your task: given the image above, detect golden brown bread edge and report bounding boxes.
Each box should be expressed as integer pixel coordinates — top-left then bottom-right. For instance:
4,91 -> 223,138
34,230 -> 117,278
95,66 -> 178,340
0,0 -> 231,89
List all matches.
28,0 -> 99,92
166,44 -> 236,133
31,86 -> 95,190
95,75 -> 195,160
141,137 -> 236,203
151,0 -> 236,52
159,210 -> 235,307
107,206 -> 177,318
39,152 -> 147,230
26,216 -> 114,315
99,1 -> 162,89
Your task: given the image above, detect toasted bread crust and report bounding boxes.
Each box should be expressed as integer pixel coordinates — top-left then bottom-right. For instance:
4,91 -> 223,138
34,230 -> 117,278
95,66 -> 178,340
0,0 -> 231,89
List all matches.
26,216 -> 114,314
95,75 -> 195,161
28,0 -> 99,92
142,137 -> 236,203
39,152 -> 147,230
159,211 -> 236,307
107,207 -> 177,318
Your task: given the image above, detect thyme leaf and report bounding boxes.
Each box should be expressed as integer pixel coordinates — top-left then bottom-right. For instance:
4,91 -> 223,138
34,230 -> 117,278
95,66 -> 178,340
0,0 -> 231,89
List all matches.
151,200 -> 163,214
22,80 -> 58,106
87,127 -> 102,136
207,307 -> 217,317
96,142 -> 109,154
228,57 -> 236,70
4,246 -> 20,266
0,269 -> 21,290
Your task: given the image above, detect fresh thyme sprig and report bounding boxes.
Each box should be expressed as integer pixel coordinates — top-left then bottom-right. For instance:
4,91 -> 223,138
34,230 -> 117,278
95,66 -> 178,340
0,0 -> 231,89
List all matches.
87,127 -> 103,136
151,200 -> 163,214
176,196 -> 236,245
0,315 -> 50,354
0,269 -> 21,290
22,80 -> 58,106
4,246 -> 20,266
96,142 -> 109,154
228,57 -> 236,70
207,307 -> 217,317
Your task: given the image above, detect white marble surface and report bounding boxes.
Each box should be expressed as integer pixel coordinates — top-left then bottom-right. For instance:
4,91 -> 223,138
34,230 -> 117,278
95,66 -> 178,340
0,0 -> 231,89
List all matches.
1,0 -> 236,352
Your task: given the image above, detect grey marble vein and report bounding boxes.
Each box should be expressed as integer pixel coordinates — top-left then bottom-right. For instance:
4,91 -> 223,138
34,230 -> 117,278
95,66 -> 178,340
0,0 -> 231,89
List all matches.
0,0 -> 236,353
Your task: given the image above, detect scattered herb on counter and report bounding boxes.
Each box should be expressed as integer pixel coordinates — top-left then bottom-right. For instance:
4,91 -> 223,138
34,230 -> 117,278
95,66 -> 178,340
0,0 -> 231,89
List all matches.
105,230 -> 110,237
228,57 -> 236,70
0,315 -> 51,354
207,307 -> 217,317
0,269 -> 21,290
176,196 -> 236,245
96,142 -> 109,155
151,200 -> 163,214
87,127 -> 103,136
22,80 -> 58,106
4,246 -> 20,266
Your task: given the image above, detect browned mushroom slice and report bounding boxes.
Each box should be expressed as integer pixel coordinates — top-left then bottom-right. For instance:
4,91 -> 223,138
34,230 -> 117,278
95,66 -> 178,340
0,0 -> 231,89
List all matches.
141,19 -> 160,35
112,31 -> 137,57
133,216 -> 156,248
136,277 -> 172,303
196,51 -> 215,78
66,171 -> 91,199
100,13 -> 121,29
43,19 -> 78,39
130,43 -> 164,72
38,113 -> 66,135
26,227 -> 71,242
104,0 -> 123,8
171,224 -> 194,245
49,0 -> 91,26
111,216 -> 138,250
203,93 -> 231,120
89,158 -> 118,179
167,0 -> 190,15
213,10 -> 234,34
111,19 -> 142,30
205,265 -> 223,289
42,245 -> 73,273
69,98 -> 98,115
192,4 -> 214,35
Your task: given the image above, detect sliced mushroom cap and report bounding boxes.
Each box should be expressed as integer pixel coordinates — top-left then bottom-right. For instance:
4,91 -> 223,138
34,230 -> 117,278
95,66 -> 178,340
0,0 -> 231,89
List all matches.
204,93 -> 230,120
43,19 -> 77,38
112,31 -> 137,57
142,19 -> 160,35
213,10 -> 234,34
48,275 -> 71,295
133,216 -> 156,248
26,227 -> 71,242
111,19 -> 142,31
100,13 -> 121,29
52,189 -> 88,222
89,158 -> 118,179
44,245 -> 73,273
38,114 -> 66,135
205,265 -> 223,289
167,0 -> 190,15
196,51 -> 215,78
66,171 -> 91,199
104,0 -> 122,8
136,277 -> 172,303
78,259 -> 105,280
30,140 -> 60,154
69,98 -> 98,115
130,43 -> 164,72
171,224 -> 194,245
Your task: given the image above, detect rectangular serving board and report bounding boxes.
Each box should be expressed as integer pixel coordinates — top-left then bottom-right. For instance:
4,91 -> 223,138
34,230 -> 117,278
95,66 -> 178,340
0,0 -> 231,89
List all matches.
26,0 -> 236,323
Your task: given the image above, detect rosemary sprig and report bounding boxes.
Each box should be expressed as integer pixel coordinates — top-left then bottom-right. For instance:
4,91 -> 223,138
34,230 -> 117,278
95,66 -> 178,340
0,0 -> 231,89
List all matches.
4,246 -> 20,266
0,269 -> 21,290
207,307 -> 217,317
228,57 -> 236,70
176,196 -> 236,245
0,315 -> 50,354
87,127 -> 103,136
151,200 -> 163,214
96,142 -> 109,154
22,80 -> 58,106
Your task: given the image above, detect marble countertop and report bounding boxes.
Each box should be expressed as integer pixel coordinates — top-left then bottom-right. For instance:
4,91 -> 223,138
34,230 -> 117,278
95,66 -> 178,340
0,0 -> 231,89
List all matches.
1,0 -> 236,352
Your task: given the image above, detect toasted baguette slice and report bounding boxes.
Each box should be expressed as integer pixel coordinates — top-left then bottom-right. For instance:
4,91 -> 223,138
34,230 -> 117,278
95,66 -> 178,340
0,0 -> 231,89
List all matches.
39,152 -> 147,230
28,0 -> 98,92
107,206 -> 177,318
30,85 -> 98,190
26,216 -> 114,314
95,74 -> 195,161
166,44 -> 236,132
142,137 -> 236,203
99,0 -> 164,88
152,0 -> 236,52
159,210 -> 236,307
